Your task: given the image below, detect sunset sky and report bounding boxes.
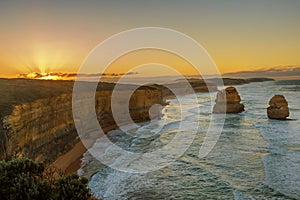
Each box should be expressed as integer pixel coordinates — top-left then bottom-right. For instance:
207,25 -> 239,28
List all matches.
0,0 -> 299,78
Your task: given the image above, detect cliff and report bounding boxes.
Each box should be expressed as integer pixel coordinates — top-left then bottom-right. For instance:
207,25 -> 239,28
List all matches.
1,94 -> 75,162
0,80 -> 164,163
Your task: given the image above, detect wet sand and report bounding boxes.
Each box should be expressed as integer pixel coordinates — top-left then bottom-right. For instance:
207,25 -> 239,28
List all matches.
51,124 -> 119,174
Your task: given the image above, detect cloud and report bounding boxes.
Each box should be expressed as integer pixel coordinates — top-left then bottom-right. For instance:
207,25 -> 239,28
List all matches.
18,72 -> 139,80
223,65 -> 300,79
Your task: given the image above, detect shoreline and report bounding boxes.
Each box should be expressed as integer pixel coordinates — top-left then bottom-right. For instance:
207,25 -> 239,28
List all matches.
51,141 -> 85,174
48,79 -> 276,175
51,124 -> 119,174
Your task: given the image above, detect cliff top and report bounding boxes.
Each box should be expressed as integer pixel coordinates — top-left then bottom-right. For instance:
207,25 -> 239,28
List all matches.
0,78 -> 160,117
0,77 -> 274,117
0,78 -> 74,117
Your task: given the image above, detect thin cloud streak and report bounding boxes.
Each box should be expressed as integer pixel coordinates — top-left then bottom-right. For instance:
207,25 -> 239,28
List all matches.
18,72 -> 138,80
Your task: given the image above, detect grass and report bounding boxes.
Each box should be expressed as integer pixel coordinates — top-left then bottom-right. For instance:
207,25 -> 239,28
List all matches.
0,78 -> 74,117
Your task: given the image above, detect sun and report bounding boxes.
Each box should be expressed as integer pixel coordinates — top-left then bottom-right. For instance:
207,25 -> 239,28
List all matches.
18,72 -> 64,80
39,75 -> 60,80
38,73 -> 61,80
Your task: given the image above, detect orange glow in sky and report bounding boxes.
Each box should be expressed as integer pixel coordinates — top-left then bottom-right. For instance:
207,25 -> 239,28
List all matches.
0,1 -> 299,78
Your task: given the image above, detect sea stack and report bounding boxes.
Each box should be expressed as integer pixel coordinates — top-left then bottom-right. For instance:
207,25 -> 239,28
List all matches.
267,95 -> 289,120
212,87 -> 245,114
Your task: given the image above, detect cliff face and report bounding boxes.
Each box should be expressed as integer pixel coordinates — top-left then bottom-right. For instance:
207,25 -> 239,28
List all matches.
0,87 -> 164,163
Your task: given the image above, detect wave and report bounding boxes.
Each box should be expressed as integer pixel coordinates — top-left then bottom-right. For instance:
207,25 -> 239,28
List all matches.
81,81 -> 300,199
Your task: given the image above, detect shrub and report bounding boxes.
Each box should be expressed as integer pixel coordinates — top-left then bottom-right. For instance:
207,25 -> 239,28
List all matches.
0,157 -> 92,200
54,174 -> 90,200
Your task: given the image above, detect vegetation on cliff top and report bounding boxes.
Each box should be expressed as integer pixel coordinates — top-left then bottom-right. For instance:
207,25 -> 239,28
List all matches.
0,157 -> 93,200
0,79 -> 74,117
0,78 -> 147,117
0,77 -> 274,117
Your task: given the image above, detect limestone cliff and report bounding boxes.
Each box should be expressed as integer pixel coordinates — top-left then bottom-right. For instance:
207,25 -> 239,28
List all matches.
0,87 -> 164,163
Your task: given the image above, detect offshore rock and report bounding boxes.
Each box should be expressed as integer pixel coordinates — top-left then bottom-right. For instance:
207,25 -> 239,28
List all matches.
213,87 -> 245,114
267,95 -> 289,120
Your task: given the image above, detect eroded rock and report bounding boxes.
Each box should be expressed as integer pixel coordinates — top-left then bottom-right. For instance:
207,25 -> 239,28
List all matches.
267,95 -> 289,120
212,87 -> 245,114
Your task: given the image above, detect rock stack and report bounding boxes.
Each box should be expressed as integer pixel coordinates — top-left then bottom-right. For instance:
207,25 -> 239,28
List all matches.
213,87 -> 245,114
267,95 -> 289,120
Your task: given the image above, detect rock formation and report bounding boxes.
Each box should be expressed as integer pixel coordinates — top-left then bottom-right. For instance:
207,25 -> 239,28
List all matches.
212,87 -> 245,114
267,95 -> 289,120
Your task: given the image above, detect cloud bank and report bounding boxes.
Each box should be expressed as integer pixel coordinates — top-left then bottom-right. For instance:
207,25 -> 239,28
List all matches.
223,66 -> 300,80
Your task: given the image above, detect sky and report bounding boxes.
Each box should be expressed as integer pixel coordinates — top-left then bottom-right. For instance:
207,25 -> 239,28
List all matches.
0,0 -> 299,78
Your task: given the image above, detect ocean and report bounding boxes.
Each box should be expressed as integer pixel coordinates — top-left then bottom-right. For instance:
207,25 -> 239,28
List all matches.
80,80 -> 300,200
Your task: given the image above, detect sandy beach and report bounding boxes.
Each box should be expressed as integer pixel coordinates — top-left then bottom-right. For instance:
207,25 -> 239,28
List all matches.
51,124 -> 119,174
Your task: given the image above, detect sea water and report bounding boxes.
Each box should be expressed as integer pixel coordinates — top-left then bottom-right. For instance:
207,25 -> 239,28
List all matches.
80,80 -> 300,200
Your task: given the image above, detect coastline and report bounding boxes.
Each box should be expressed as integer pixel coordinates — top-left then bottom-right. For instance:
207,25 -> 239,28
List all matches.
53,94 -> 211,174
51,141 -> 86,174
51,124 -> 119,174
0,78 -> 275,175
50,79 -> 276,175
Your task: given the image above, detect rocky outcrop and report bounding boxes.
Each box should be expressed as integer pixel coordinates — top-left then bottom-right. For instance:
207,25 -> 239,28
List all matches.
0,87 -> 164,163
212,87 -> 245,114
267,95 -> 289,120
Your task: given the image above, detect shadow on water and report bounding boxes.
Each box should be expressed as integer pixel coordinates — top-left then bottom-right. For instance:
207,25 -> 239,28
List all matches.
223,114 -> 244,129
